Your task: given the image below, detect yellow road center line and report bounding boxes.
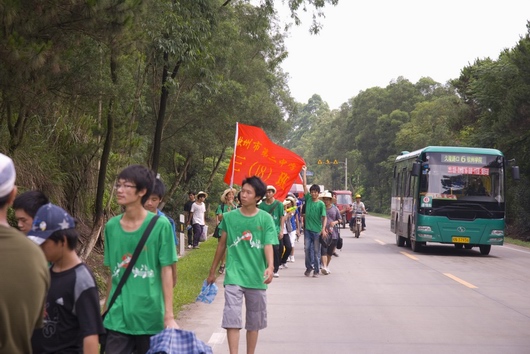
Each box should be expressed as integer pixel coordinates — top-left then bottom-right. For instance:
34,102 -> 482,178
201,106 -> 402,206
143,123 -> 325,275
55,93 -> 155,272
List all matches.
400,252 -> 419,261
374,239 -> 386,245
443,273 -> 478,289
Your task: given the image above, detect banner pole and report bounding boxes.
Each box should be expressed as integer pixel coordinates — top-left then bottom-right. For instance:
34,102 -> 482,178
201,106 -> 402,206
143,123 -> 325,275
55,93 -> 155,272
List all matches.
229,122 -> 239,188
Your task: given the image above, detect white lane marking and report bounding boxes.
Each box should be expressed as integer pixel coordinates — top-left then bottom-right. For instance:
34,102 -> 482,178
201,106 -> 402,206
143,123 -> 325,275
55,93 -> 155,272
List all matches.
374,239 -> 386,245
400,252 -> 419,261
444,273 -> 478,289
502,245 -> 530,254
208,331 -> 226,345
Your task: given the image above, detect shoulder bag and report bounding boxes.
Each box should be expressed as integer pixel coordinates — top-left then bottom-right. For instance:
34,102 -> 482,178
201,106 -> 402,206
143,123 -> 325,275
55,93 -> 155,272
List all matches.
99,214 -> 160,353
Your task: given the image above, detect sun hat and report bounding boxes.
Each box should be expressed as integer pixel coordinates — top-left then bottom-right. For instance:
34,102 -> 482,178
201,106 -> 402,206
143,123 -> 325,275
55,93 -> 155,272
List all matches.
355,194 -> 361,198
197,191 -> 208,199
220,188 -> 237,203
266,185 -> 276,193
0,153 -> 16,198
320,191 -> 333,199
27,203 -> 76,245
286,196 -> 297,204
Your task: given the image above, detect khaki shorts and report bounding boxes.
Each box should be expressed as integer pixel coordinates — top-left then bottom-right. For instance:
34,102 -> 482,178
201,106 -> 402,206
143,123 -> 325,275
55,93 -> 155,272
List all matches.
222,285 -> 267,331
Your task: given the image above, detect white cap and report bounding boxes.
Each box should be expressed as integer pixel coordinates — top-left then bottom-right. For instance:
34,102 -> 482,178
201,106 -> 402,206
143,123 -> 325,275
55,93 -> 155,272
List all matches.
0,153 -> 16,198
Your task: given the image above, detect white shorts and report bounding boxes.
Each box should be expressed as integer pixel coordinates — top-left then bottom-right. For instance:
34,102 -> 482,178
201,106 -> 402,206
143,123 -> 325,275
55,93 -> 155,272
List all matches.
289,231 -> 297,247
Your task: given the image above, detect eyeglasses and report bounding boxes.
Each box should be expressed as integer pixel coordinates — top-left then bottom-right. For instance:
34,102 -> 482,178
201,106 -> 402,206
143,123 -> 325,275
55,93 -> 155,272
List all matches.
114,183 -> 137,190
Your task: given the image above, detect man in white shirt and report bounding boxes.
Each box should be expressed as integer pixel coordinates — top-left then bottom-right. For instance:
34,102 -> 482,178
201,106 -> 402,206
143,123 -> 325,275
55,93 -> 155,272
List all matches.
187,191 -> 207,249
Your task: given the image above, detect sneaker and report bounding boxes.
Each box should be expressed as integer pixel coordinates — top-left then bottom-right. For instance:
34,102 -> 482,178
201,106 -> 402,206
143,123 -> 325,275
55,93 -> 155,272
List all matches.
304,269 -> 312,277
321,268 -> 329,275
273,273 -> 279,278
282,263 -> 288,269
218,265 -> 225,274
312,273 -> 320,278
291,256 -> 295,262
187,245 -> 192,249
333,252 -> 339,257
287,256 -> 292,262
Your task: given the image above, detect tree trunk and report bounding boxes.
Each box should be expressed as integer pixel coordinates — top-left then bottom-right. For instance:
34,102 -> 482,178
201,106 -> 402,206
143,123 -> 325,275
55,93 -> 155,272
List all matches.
79,46 -> 117,260
151,54 -> 181,173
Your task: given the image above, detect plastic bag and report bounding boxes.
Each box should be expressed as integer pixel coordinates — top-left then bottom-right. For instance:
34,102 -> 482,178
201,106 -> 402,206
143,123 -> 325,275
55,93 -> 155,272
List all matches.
196,280 -> 218,304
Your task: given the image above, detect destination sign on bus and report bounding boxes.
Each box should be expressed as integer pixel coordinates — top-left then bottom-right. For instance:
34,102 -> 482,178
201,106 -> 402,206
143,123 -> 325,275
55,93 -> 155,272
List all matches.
441,154 -> 484,164
447,166 -> 490,175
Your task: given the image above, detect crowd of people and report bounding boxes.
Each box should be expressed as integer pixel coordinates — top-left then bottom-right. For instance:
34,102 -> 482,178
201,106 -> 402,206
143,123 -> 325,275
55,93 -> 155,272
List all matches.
1,151 -> 364,354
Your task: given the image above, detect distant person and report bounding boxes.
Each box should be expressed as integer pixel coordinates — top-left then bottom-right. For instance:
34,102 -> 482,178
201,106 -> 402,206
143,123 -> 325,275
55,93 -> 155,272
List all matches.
215,188 -> 238,274
102,165 -> 178,354
207,176 -> 277,354
302,166 -> 327,277
285,195 -> 300,263
12,190 -> 49,234
279,199 -> 294,270
349,194 -> 367,231
144,175 -> 179,287
258,185 -> 285,278
28,203 -> 105,354
0,153 -> 50,354
187,191 -> 207,249
183,191 -> 195,249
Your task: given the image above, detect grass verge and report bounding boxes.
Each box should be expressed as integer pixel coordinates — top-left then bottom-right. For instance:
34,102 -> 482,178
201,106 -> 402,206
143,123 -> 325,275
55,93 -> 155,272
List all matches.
173,237 -> 218,314
505,237 -> 530,248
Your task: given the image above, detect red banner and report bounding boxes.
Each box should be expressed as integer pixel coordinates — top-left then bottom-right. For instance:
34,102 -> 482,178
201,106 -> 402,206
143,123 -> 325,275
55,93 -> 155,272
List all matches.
224,123 -> 305,201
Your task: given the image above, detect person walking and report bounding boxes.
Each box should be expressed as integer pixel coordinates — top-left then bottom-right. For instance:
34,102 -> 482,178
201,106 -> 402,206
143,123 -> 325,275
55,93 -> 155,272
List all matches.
144,176 -> 178,287
319,192 -> 342,275
285,195 -> 300,263
207,176 -> 277,354
0,153 -> 50,354
184,191 -> 195,248
215,187 -> 238,274
28,203 -> 105,354
102,165 -> 178,354
258,185 -> 285,278
187,191 -> 207,249
302,166 -> 327,277
279,199 -> 294,269
12,190 -> 49,235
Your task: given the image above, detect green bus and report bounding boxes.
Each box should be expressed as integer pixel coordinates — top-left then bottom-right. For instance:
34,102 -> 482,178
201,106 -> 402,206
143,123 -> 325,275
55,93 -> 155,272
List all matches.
391,146 -> 519,255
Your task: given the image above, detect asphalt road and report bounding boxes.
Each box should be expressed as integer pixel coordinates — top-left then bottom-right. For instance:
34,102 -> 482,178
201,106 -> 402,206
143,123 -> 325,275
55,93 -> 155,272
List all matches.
177,215 -> 530,354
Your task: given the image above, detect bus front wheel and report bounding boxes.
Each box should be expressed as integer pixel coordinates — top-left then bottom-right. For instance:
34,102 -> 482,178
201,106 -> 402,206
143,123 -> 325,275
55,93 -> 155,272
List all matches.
479,245 -> 491,255
410,239 -> 423,252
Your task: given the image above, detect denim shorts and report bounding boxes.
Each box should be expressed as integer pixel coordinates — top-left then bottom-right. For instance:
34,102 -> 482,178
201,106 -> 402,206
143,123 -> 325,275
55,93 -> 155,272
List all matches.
222,284 -> 267,331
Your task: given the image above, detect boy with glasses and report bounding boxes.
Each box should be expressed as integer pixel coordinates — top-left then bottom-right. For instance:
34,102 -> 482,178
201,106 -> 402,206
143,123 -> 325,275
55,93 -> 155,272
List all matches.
102,165 -> 178,354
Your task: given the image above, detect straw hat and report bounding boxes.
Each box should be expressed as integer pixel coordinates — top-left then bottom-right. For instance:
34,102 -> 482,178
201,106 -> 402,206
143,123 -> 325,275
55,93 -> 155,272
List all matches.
220,188 -> 237,203
197,191 -> 208,199
319,191 -> 333,199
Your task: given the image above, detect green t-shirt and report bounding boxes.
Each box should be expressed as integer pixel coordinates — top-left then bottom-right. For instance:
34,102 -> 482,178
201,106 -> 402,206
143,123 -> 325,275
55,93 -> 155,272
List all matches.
219,209 -> 278,290
258,200 -> 285,234
103,212 -> 177,335
304,192 -> 326,233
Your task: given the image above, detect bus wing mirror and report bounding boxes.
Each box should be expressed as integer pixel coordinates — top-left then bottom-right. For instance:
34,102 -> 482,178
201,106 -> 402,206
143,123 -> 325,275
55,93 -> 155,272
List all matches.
411,162 -> 421,177
512,166 -> 520,180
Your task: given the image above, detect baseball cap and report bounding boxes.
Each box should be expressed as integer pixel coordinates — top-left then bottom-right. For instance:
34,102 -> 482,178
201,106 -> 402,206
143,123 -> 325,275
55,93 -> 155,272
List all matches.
27,203 -> 76,245
0,153 -> 16,198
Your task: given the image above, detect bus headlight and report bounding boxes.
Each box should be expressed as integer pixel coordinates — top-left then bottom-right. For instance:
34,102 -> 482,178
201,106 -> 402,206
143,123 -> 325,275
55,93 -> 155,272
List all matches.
417,226 -> 432,232
490,230 -> 504,236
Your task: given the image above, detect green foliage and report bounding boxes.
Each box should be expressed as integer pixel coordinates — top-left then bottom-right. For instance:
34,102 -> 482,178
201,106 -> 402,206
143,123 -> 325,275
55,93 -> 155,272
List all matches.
173,237 -> 218,313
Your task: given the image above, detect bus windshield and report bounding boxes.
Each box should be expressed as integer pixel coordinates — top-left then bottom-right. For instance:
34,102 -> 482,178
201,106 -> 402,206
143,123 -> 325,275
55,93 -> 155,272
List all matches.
419,152 -> 504,212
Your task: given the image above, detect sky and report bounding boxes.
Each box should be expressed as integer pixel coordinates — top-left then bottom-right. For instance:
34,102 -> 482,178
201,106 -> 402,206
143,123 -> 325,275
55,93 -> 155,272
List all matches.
278,0 -> 530,109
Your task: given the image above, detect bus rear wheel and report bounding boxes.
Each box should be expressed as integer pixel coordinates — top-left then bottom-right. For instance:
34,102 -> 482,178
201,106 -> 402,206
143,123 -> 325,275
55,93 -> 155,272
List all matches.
396,234 -> 406,247
479,245 -> 491,255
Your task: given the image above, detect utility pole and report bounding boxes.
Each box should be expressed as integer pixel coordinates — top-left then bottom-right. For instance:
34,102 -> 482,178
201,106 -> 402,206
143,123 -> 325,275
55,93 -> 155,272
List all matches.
344,158 -> 348,190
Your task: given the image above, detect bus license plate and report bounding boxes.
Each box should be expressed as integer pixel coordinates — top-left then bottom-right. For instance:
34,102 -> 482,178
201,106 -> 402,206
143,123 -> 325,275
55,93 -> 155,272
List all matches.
452,237 -> 470,243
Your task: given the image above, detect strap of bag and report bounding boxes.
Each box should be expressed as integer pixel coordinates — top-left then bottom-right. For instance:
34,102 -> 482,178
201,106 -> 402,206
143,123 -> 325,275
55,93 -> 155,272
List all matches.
267,200 -> 280,215
102,214 -> 160,320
